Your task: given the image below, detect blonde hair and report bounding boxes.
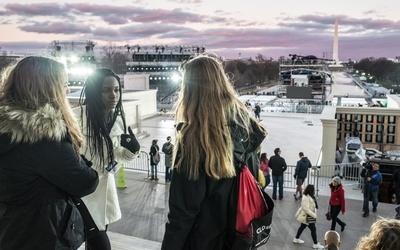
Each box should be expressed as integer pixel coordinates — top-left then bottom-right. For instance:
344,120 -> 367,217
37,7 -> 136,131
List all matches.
356,218 -> 400,250
0,56 -> 83,153
174,54 -> 265,180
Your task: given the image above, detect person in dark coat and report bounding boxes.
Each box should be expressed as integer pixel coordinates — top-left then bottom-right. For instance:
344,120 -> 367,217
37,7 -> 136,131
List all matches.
149,139 -> 160,180
162,136 -> 174,182
393,168 -> 400,205
294,152 -> 312,200
161,55 -> 267,250
268,147 -> 287,200
0,56 -> 99,250
253,102 -> 261,120
361,163 -> 382,217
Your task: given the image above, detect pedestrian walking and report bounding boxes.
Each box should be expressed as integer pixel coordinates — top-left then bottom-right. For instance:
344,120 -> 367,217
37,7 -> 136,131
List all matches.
294,152 -> 312,200
329,176 -> 346,232
293,184 -> 324,249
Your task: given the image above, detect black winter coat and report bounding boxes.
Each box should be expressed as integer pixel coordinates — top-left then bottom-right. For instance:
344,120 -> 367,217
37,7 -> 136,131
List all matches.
0,104 -> 99,250
161,120 -> 266,250
268,155 -> 287,176
150,144 -> 160,165
295,157 -> 312,179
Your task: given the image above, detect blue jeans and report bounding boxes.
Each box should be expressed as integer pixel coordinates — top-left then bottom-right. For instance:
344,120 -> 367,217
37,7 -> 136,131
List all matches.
264,174 -> 271,187
371,189 -> 379,209
165,166 -> 172,181
151,164 -> 158,178
272,175 -> 284,199
363,186 -> 379,212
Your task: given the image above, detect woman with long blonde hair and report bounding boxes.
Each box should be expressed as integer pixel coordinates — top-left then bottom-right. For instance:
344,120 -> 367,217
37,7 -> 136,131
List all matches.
356,218 -> 400,250
162,54 -> 267,249
0,56 -> 99,249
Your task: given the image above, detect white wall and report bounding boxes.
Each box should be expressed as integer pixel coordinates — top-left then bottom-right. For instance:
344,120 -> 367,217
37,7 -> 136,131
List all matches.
386,95 -> 400,108
68,88 -> 158,119
122,89 -> 158,118
124,74 -> 149,90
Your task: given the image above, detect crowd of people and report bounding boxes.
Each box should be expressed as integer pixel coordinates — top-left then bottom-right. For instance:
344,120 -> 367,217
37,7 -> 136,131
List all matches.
1,54 -> 400,250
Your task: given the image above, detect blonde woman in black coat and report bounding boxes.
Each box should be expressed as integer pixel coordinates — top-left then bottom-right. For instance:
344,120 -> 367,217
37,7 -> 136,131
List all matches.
161,54 -> 267,250
0,56 -> 99,250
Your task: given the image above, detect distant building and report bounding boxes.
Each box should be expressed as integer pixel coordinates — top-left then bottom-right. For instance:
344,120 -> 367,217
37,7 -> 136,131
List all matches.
124,45 -> 203,101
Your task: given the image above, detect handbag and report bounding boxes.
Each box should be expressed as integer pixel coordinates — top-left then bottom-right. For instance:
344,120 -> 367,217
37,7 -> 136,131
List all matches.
306,215 -> 316,224
231,166 -> 274,249
325,212 -> 332,221
326,205 -> 332,221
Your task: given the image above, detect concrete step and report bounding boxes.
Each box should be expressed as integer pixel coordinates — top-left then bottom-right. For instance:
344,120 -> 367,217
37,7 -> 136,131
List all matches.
78,231 -> 161,250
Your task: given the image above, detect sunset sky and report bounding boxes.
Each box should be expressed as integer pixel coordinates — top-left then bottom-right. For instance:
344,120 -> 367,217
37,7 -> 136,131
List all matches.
1,0 -> 399,61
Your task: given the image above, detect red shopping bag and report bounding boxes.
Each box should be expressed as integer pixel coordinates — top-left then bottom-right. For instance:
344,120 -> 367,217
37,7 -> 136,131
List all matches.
236,166 -> 268,234
233,166 -> 273,249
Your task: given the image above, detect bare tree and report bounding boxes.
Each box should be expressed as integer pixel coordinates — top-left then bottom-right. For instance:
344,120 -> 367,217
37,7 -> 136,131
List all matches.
0,52 -> 16,73
224,57 -> 279,89
100,42 -> 129,73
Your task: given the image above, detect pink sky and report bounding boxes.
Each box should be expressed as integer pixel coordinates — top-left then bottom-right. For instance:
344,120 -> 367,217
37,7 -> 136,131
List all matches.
1,0 -> 400,61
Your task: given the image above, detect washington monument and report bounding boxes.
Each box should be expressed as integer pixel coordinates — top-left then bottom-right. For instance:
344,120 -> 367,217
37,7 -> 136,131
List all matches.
333,19 -> 339,64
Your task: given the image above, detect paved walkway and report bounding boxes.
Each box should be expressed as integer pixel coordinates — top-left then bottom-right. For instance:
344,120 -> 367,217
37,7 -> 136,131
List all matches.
96,170 -> 398,250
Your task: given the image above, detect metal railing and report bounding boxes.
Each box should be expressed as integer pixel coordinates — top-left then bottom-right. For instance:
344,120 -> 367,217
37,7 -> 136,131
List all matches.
123,153 -> 362,197
124,151 -> 167,178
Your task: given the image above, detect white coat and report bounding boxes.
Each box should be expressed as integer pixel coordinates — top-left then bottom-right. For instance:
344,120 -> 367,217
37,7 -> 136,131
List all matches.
74,106 -> 139,230
294,194 -> 317,225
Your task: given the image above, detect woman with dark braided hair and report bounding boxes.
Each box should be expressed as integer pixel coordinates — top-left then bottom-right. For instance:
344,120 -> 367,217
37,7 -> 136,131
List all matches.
74,68 -> 140,249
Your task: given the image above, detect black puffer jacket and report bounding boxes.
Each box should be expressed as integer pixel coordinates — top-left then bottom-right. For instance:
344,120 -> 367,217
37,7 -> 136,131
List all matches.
161,120 -> 266,250
0,104 -> 99,250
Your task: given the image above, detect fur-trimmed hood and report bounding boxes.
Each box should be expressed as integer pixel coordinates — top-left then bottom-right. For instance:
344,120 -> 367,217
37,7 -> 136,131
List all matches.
0,104 -> 67,155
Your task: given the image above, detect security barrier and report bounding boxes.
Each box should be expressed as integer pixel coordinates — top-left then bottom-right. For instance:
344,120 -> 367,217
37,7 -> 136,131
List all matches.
124,154 -> 361,197
124,150 -> 166,178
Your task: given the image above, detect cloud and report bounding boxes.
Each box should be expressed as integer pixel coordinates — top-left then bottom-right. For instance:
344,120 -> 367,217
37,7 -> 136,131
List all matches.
1,3 -> 400,60
19,22 -> 92,34
5,3 -> 242,26
4,3 -> 69,17
0,41 -> 50,53
167,0 -> 203,3
91,27 -> 120,37
65,4 -> 233,25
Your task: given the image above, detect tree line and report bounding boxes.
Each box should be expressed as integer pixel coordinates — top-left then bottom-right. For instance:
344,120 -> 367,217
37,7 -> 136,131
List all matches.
353,57 -> 400,87
1,45 -> 399,90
